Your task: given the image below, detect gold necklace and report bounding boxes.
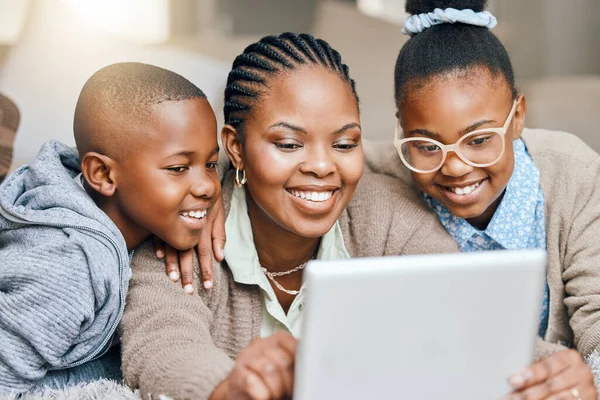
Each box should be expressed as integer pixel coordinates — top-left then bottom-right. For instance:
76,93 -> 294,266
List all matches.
260,260 -> 309,296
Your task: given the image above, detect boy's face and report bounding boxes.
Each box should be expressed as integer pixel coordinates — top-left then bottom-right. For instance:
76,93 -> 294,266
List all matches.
398,71 -> 525,229
114,98 -> 220,250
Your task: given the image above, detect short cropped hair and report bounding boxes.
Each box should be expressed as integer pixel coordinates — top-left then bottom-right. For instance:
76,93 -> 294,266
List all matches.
74,62 -> 206,157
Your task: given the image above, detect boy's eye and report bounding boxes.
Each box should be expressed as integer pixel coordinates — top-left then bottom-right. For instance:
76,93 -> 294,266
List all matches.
206,162 -> 218,170
166,166 -> 188,173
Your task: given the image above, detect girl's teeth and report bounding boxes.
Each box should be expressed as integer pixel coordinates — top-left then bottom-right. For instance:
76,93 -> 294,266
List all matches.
450,181 -> 481,195
291,190 -> 333,202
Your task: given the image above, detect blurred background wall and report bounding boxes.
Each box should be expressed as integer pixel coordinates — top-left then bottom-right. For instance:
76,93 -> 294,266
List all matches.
0,0 -> 598,170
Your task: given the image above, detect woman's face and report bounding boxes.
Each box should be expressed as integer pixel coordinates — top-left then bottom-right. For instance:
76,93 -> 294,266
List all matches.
398,70 -> 526,228
230,66 -> 363,238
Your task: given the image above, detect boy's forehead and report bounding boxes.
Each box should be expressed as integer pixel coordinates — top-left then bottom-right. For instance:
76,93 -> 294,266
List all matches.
124,98 -> 217,155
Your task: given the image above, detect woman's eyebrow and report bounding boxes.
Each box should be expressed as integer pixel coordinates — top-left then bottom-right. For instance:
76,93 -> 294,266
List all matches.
333,122 -> 361,135
268,121 -> 307,134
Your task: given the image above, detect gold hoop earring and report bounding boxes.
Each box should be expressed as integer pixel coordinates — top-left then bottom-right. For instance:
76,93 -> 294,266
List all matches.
235,167 -> 247,187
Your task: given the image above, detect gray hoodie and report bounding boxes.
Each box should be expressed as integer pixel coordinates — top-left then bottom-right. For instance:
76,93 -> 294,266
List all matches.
0,140 -> 131,393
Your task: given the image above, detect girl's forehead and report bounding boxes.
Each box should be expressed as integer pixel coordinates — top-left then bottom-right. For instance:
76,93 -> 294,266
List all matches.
402,73 -> 512,115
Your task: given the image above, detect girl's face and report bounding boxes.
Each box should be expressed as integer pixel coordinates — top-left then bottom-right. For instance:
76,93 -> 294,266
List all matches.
398,70 -> 526,229
225,66 -> 363,238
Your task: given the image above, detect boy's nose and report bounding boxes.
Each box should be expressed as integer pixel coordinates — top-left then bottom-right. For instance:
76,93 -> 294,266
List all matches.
440,151 -> 474,177
190,170 -> 219,199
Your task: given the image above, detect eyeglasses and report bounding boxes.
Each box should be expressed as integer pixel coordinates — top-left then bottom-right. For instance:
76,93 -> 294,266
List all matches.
394,101 -> 518,174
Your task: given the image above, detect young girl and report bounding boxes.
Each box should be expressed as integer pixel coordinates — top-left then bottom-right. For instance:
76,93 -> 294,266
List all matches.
120,33 -> 458,400
377,0 -> 600,398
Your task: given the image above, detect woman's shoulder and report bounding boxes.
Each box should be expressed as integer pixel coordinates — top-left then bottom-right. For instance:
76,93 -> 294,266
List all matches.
131,239 -> 233,295
341,172 -> 457,257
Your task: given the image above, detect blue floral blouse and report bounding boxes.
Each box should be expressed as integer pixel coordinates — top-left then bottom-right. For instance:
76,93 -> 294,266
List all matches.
424,138 -> 549,337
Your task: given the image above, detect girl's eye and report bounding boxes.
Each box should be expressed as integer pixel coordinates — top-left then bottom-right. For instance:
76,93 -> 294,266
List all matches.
206,162 -> 218,170
416,143 -> 441,153
274,143 -> 302,150
166,166 -> 188,173
467,135 -> 492,147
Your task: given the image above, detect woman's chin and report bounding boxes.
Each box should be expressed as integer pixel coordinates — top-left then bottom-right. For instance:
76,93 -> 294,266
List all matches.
286,218 -> 338,239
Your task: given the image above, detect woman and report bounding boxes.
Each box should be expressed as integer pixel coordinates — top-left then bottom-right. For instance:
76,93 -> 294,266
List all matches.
119,33 -> 457,400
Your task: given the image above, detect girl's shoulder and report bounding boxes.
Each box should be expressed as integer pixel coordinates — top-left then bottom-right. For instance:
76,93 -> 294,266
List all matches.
523,128 -> 600,216
522,128 -> 599,168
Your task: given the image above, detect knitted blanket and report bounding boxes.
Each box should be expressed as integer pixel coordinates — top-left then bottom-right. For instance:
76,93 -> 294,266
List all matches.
2,352 -> 600,400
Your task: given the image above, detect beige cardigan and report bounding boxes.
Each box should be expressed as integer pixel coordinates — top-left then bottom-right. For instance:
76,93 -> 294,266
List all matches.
120,171 -> 465,399
120,130 -> 583,399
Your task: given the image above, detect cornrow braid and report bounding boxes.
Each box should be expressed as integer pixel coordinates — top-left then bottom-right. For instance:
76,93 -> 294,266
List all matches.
280,33 -> 316,63
223,32 -> 359,142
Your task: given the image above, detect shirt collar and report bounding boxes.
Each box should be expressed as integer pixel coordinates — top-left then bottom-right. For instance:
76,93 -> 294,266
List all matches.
224,184 -> 350,286
425,138 -> 543,250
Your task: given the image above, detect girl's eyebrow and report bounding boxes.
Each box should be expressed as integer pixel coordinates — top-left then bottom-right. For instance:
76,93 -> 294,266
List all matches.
407,119 -> 498,138
407,128 -> 439,138
461,119 -> 496,136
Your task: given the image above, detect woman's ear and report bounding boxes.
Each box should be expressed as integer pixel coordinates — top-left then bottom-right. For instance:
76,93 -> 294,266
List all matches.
221,125 -> 244,170
80,152 -> 118,197
512,94 -> 527,140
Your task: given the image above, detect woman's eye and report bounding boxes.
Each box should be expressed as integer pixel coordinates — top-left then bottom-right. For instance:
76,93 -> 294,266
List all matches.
206,162 -> 218,170
166,166 -> 188,173
333,143 -> 359,151
274,143 -> 302,150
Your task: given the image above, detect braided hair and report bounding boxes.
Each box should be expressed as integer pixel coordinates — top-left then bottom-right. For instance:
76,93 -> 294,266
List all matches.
395,0 -> 518,105
223,33 -> 359,142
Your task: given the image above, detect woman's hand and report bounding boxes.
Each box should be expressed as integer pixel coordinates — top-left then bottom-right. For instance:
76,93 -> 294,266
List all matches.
212,331 -> 297,400
504,349 -> 597,400
154,197 -> 226,293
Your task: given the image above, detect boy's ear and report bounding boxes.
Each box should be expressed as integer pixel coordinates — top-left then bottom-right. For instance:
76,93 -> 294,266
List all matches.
512,94 -> 527,140
80,152 -> 119,197
221,125 -> 244,170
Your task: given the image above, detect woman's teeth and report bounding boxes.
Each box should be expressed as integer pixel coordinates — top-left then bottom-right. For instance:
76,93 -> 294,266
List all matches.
182,210 -> 207,219
290,190 -> 333,202
447,181 -> 482,195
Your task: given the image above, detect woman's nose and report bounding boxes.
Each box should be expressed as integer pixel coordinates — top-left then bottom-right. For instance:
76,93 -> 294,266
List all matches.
299,145 -> 336,178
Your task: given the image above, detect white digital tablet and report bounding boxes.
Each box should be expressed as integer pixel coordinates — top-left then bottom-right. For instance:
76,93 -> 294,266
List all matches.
294,249 -> 546,400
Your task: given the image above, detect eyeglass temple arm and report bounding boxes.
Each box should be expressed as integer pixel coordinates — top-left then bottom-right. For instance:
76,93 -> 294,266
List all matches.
394,120 -> 401,141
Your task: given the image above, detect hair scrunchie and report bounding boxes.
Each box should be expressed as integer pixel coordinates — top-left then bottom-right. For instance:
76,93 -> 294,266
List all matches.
402,8 -> 497,36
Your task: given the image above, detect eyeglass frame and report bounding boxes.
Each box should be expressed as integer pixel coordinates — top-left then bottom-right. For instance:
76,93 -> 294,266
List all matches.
394,100 -> 518,174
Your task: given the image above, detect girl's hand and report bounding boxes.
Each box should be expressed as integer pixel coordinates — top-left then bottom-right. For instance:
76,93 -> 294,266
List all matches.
154,197 -> 226,293
212,331 -> 297,400
504,349 -> 597,400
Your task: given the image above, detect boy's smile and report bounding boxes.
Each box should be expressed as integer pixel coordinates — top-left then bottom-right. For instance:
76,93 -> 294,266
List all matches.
110,98 -> 220,250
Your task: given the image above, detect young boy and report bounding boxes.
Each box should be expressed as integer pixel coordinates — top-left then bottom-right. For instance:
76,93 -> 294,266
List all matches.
0,62 -> 221,394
